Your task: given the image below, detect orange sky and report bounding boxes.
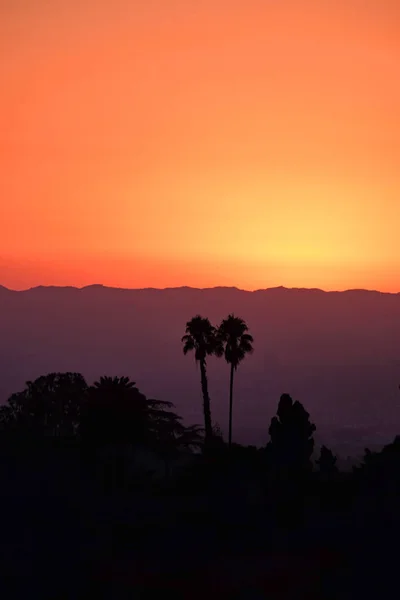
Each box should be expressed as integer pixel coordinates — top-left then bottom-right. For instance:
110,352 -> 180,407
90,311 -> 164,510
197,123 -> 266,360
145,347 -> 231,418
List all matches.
1,0 -> 400,291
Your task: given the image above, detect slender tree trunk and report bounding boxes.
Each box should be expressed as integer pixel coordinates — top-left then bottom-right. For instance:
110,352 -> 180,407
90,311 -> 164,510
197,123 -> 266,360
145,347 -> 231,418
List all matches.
228,364 -> 234,449
199,359 -> 213,442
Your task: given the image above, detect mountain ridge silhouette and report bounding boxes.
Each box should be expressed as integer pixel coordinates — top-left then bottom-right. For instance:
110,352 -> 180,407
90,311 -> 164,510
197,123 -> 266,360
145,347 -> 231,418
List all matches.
1,282 -> 400,456
1,283 -> 399,295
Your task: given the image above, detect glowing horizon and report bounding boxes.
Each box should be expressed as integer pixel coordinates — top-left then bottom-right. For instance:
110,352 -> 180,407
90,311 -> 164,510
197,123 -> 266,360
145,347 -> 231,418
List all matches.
2,1 -> 400,292
3,278 -> 400,296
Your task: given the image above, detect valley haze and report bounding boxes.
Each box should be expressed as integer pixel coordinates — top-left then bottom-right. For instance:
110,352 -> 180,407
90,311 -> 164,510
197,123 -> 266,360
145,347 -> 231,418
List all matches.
1,284 -> 400,463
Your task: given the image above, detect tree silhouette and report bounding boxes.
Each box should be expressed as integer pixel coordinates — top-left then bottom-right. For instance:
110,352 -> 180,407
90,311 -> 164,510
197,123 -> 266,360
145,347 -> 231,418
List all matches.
149,398 -> 203,450
80,376 -> 154,447
80,376 -> 190,488
80,376 -> 192,450
182,315 -> 223,442
153,416 -> 204,479
1,372 -> 87,439
355,436 -> 400,489
267,393 -> 316,479
217,314 -> 253,449
317,445 -> 338,477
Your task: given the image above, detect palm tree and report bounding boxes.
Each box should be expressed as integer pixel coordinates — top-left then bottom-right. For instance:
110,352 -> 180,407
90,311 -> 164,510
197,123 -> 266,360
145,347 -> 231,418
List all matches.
182,315 -> 222,442
84,377 -> 188,445
81,376 -> 151,447
218,314 -> 254,449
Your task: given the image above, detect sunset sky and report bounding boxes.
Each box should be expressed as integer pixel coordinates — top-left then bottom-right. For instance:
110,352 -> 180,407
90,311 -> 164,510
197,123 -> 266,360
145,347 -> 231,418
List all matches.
1,0 -> 400,291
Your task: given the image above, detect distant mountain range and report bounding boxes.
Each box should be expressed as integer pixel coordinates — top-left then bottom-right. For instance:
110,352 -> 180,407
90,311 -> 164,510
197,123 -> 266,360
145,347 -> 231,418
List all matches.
1,284 -> 400,460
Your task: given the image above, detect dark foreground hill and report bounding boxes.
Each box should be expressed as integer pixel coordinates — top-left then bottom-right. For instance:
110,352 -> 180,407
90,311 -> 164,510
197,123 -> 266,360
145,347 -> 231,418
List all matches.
1,284 -> 400,456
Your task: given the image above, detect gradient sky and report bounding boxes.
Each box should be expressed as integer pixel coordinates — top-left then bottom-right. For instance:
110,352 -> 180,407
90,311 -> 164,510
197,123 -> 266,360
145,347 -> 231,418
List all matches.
1,0 -> 400,291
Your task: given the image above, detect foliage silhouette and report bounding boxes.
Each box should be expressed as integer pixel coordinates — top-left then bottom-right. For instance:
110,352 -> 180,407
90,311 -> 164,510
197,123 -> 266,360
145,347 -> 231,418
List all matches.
154,420 -> 204,479
0,372 -> 87,441
1,359 -> 400,598
217,314 -> 253,449
80,376 -> 152,447
267,393 -> 316,480
317,445 -> 338,477
355,436 -> 400,494
182,315 -> 223,442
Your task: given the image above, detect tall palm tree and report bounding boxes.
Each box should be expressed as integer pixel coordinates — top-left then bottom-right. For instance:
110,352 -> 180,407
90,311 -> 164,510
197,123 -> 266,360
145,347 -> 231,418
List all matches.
182,315 -> 222,442
218,314 -> 254,449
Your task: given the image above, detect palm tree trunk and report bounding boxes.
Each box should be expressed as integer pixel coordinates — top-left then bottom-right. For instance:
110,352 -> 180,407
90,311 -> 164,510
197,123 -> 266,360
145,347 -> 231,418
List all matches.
199,359 -> 213,442
228,364 -> 234,449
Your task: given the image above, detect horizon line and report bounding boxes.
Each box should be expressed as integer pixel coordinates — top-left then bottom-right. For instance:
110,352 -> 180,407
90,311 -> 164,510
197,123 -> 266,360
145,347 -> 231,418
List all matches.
1,283 -> 399,295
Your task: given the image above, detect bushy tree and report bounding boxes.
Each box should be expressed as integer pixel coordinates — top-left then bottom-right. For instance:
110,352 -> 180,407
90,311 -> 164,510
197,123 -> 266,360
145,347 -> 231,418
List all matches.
0,372 -> 87,439
80,376 -> 147,446
79,375 -> 202,450
355,436 -> 400,486
267,393 -> 316,477
316,445 -> 338,478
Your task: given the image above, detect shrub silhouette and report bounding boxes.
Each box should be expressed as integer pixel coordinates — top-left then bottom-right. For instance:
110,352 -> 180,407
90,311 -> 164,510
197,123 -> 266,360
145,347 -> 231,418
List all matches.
317,445 -> 338,477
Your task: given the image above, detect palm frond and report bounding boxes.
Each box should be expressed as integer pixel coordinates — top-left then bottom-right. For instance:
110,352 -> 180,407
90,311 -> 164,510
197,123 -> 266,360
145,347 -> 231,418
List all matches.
182,315 -> 221,360
217,314 -> 254,368
147,398 -> 175,409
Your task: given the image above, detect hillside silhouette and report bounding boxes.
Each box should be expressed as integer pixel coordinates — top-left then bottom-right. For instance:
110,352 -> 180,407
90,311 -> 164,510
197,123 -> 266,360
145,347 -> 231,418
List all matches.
1,284 -> 400,458
1,359 -> 400,598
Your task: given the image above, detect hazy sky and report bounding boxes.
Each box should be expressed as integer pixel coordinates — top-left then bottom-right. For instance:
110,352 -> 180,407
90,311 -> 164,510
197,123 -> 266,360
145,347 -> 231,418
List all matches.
1,0 -> 400,291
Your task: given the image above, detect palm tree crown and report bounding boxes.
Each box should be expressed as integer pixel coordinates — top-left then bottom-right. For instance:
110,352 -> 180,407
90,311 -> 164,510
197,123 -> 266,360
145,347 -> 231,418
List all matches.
218,314 -> 254,369
182,315 -> 223,362
93,376 -> 136,390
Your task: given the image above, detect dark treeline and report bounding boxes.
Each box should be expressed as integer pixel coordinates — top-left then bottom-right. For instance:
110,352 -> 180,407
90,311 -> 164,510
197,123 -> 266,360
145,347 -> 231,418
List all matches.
0,314 -> 399,598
